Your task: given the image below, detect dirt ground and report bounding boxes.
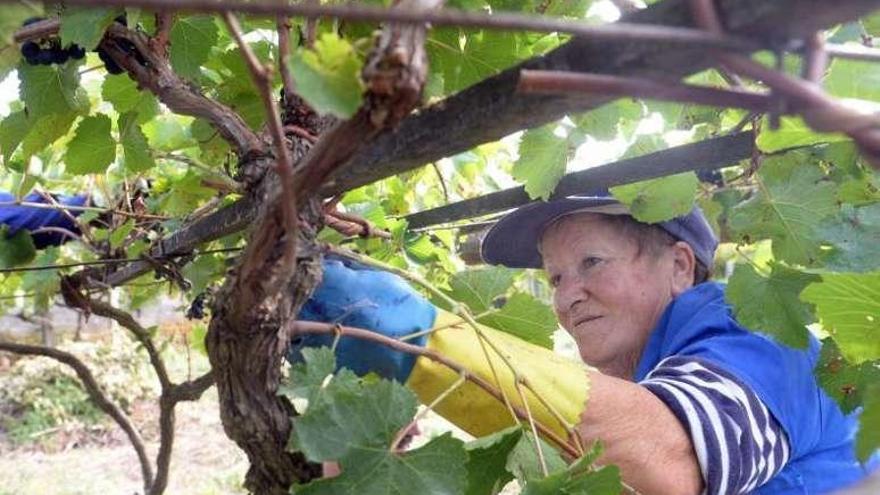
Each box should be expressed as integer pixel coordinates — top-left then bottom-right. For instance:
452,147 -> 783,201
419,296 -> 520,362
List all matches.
0,387 -> 249,495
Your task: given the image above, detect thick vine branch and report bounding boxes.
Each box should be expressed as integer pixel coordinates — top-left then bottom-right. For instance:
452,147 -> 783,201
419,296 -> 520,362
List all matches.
100,23 -> 263,156
0,341 -> 154,493
84,0 -> 877,289
405,131 -> 754,229
9,0 -> 758,52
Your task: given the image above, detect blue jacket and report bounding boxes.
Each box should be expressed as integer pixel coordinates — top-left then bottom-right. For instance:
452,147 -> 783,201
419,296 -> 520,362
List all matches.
0,192 -> 87,248
635,282 -> 873,494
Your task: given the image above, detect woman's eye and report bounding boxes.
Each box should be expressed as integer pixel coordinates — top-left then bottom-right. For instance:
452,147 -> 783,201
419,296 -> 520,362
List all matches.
549,274 -> 561,288
582,256 -> 602,269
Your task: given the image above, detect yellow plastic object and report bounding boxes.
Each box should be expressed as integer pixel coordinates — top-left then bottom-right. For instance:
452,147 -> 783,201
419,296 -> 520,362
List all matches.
406,309 -> 591,440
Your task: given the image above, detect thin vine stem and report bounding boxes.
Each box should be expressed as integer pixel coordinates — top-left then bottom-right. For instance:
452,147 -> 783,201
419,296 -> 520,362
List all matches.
388,371 -> 467,453
326,246 -> 585,452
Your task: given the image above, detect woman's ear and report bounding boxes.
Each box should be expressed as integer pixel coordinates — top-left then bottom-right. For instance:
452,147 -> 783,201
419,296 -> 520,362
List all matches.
669,241 -> 696,296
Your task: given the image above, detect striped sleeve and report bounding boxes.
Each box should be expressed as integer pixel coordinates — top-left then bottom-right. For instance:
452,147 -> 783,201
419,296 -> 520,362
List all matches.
639,356 -> 791,495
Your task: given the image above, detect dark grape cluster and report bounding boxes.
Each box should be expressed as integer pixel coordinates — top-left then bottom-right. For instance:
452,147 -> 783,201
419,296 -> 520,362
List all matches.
19,14 -> 146,76
20,17 -> 86,66
186,292 -> 209,320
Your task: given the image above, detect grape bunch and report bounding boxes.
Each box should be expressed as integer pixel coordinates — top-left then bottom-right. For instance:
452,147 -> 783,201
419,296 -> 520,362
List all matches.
186,291 -> 209,320
19,17 -> 86,66
19,14 -> 146,76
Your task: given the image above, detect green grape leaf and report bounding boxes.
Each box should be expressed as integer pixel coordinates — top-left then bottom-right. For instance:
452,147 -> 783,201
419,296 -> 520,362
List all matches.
573,99 -> 643,141
180,253 -> 224,295
60,7 -> 118,50
102,76 -> 159,123
815,340 -> 880,414
18,63 -> 89,118
506,433 -> 567,482
819,204 -> 880,273
290,374 -> 418,462
20,111 -> 78,160
514,124 -> 571,201
290,33 -> 364,118
279,347 -> 342,407
65,114 -> 116,175
757,117 -> 848,153
442,267 -> 517,313
521,453 -> 620,495
0,5 -> 40,80
119,112 -> 155,172
464,426 -> 523,495
611,172 -> 699,223
479,293 -> 556,349
428,28 -> 522,94
143,114 -> 195,152
295,433 -> 468,495
857,384 -> 880,462
729,151 -> 837,266
0,109 -> 29,162
544,0 -> 591,18
801,271 -> 880,364
169,15 -> 218,81
726,263 -> 819,349
824,58 -> 880,103
0,226 -> 36,269
109,219 -> 135,248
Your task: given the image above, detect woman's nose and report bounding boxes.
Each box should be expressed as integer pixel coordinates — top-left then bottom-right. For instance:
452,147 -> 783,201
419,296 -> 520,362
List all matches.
554,275 -> 588,315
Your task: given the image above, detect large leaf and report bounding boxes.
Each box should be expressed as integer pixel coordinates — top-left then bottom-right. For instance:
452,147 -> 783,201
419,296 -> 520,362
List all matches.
611,172 -> 699,223
757,117 -> 848,153
296,434 -> 468,495
513,124 -> 571,201
287,348 -> 468,495
857,384 -> 880,462
726,263 -> 819,349
479,293 -> 556,349
102,75 -> 159,123
60,7 -> 118,50
0,109 -> 29,162
20,112 -> 78,160
729,151 -> 837,266
0,226 -> 36,269
65,114 -> 116,175
119,112 -> 155,172
506,433 -> 567,482
824,58 -> 880,104
464,426 -> 523,495
289,33 -> 364,118
290,370 -> 418,462
0,4 -> 41,80
573,99 -> 643,141
18,62 -> 89,119
428,28 -> 523,94
819,204 -> 880,272
815,340 -> 880,414
169,15 -> 218,81
801,271 -> 880,364
442,267 -> 517,313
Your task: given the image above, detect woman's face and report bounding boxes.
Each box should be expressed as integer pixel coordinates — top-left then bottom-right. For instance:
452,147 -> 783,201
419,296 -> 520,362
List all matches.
541,213 -> 694,378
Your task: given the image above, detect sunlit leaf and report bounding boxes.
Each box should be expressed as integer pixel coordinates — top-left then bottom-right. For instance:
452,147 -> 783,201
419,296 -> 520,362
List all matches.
169,15 -> 218,81
65,114 -> 116,175
289,33 -> 364,118
513,124 -> 571,201
0,226 -> 36,268
60,7 -> 118,50
611,172 -> 698,223
801,271 -> 880,364
726,263 -> 818,348
729,151 -> 837,266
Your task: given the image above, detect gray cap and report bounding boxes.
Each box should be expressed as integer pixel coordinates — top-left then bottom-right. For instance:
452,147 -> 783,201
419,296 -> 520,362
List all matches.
480,194 -> 718,269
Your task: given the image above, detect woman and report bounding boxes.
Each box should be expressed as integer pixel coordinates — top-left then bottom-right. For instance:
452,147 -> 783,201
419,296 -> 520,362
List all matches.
295,194 -> 868,494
